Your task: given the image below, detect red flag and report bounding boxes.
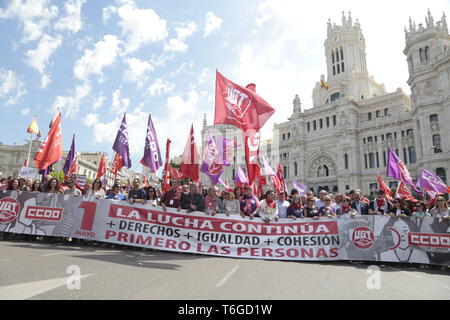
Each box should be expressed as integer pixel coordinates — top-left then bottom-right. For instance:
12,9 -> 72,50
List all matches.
170,166 -> 184,180
214,71 -> 275,132
179,124 -> 200,182
244,129 -> 261,185
396,181 -> 415,201
34,113 -> 62,170
68,155 -> 79,176
377,173 -> 393,200
276,163 -> 287,193
162,139 -> 172,192
111,153 -> 123,178
96,154 -> 108,179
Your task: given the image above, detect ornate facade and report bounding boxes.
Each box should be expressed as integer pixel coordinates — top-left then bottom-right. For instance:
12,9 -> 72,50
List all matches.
202,10 -> 450,196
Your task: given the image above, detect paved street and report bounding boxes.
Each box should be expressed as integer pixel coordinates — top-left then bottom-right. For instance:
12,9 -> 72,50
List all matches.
0,240 -> 449,300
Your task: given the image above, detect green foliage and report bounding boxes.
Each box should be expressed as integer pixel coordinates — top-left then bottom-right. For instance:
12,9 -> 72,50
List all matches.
50,171 -> 65,183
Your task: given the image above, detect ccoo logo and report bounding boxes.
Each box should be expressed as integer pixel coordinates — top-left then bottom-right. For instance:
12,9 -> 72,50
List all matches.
0,197 -> 20,223
352,227 -> 375,249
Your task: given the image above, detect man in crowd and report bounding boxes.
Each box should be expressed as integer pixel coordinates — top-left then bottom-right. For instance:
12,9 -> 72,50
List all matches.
331,193 -> 343,214
128,177 -> 147,205
161,179 -> 182,211
64,178 -> 82,197
276,191 -> 291,219
288,189 -> 299,204
351,190 -> 369,215
369,190 -> 393,215
178,182 -> 205,212
315,190 -> 328,209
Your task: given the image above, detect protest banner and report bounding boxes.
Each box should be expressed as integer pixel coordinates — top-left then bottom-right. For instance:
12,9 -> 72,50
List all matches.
18,167 -> 39,179
0,190 -> 449,266
77,175 -> 87,188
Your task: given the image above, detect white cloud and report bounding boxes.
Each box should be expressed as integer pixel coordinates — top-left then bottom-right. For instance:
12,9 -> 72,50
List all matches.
0,0 -> 59,42
92,95 -> 106,110
110,88 -> 130,115
204,12 -> 222,37
164,22 -> 198,53
166,90 -> 199,120
21,108 -> 30,116
82,113 -> 99,126
148,78 -> 174,96
25,34 -> 62,73
54,0 -> 86,33
114,1 -> 168,53
74,34 -> 122,82
40,74 -> 51,88
0,68 -> 26,105
123,57 -> 154,85
51,82 -> 91,118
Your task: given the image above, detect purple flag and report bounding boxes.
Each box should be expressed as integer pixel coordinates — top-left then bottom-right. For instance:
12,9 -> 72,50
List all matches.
292,181 -> 307,195
386,148 -> 418,192
262,156 -> 276,177
113,113 -> 132,168
140,114 -> 162,172
200,133 -> 224,185
416,169 -> 447,194
235,165 -> 249,186
63,134 -> 76,175
216,136 -> 235,166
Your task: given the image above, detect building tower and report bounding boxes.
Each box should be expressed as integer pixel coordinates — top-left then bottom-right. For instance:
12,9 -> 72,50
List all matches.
404,10 -> 450,183
313,11 -> 386,108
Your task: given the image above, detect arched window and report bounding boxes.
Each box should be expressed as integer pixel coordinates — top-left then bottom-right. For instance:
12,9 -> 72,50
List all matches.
336,49 -> 340,62
331,92 -> 340,102
433,134 -> 442,153
436,168 -> 447,184
331,50 -> 335,63
430,114 -> 438,123
340,47 -> 344,60
369,153 -> 375,169
419,48 -> 424,62
294,162 -> 298,176
333,115 -> 337,126
326,117 -> 330,127
344,154 -> 349,170
425,46 -> 429,61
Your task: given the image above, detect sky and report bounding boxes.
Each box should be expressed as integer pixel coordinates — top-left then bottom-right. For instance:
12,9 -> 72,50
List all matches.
1,0 -> 449,175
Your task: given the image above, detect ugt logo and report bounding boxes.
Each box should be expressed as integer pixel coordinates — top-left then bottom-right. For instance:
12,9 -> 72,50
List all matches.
224,83 -> 252,124
352,227 -> 375,250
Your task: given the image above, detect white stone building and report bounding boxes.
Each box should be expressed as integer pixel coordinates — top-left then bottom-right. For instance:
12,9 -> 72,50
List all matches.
202,10 -> 450,196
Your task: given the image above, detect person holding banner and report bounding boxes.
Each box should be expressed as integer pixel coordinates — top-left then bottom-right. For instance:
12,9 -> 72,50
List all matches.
413,202 -> 431,218
44,178 -> 62,194
106,184 -> 127,201
220,189 -> 240,216
144,186 -> 159,206
388,199 -> 411,217
239,186 -> 260,218
252,190 -> 279,223
161,180 -> 182,211
178,183 -> 205,213
86,179 -> 106,199
336,196 -> 358,217
318,196 -> 336,218
7,179 -> 20,191
368,190 -> 393,215
234,187 -> 243,201
304,197 -> 320,219
128,178 -> 147,205
204,186 -> 222,216
429,195 -> 450,220
63,178 -> 82,197
276,191 -> 290,218
287,195 -> 303,219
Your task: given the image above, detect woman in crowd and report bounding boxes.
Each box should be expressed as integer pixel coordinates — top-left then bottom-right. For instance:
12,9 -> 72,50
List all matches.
413,201 -> 431,218
86,179 -> 105,199
287,195 -> 303,219
7,178 -> 20,191
388,198 -> 411,217
221,189 -> 240,216
234,187 -> 243,201
145,186 -> 159,206
252,190 -> 279,223
204,186 -> 221,216
429,195 -> 450,220
44,178 -> 62,194
106,184 -> 126,200
30,180 -> 42,192
336,196 -> 358,217
318,196 -> 336,218
303,197 -> 320,219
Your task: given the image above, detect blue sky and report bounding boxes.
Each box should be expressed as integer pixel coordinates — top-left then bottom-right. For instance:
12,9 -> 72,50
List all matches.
1,0 -> 449,174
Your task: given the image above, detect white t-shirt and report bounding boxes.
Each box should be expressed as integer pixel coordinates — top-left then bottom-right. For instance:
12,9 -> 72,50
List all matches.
430,208 -> 450,219
257,200 -> 279,221
276,200 -> 290,218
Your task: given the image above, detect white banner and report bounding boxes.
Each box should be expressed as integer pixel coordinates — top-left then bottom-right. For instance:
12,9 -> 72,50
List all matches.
0,191 -> 449,266
18,167 -> 39,179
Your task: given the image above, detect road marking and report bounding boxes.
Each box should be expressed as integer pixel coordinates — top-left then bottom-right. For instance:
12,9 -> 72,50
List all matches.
216,265 -> 239,287
0,274 -> 93,300
386,266 -> 423,279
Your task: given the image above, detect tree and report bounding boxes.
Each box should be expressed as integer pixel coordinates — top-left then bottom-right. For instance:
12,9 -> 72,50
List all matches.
50,171 -> 65,183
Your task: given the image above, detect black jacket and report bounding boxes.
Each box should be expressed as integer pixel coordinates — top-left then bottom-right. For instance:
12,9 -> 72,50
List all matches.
351,201 -> 369,215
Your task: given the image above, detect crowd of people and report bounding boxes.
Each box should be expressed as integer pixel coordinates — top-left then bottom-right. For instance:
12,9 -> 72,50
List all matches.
1,174 -> 450,221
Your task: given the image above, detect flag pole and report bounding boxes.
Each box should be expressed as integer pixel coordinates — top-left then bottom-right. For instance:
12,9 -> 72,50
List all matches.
26,133 -> 33,167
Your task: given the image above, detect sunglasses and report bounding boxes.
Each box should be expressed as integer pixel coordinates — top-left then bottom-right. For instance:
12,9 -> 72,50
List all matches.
437,199 -> 445,202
